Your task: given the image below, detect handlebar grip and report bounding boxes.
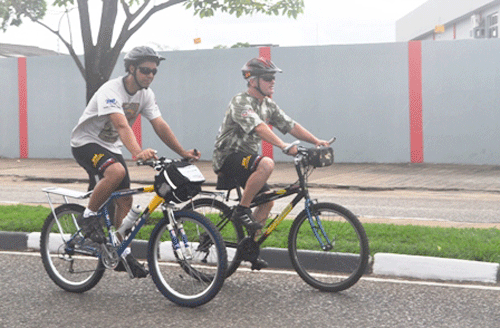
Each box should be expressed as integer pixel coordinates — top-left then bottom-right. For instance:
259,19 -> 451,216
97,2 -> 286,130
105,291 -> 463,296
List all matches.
282,141 -> 300,154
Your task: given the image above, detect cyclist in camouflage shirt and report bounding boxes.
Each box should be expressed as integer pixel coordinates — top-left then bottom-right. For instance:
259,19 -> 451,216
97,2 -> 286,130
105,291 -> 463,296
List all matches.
213,57 -> 329,270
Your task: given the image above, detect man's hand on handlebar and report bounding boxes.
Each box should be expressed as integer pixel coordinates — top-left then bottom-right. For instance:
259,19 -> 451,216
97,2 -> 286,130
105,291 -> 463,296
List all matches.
282,137 -> 336,155
282,141 -> 300,156
315,139 -> 331,147
134,148 -> 158,161
181,149 -> 201,162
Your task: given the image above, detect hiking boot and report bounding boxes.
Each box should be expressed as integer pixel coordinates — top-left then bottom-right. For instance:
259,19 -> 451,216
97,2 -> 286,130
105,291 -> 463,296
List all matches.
115,254 -> 149,278
251,257 -> 269,271
232,206 -> 262,235
77,213 -> 106,244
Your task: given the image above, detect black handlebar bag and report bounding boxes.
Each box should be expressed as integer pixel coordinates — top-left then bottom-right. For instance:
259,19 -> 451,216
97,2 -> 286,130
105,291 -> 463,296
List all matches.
307,146 -> 334,168
154,162 -> 205,203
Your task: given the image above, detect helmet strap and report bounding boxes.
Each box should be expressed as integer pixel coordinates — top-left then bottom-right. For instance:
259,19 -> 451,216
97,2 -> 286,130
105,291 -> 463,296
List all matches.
253,76 -> 268,98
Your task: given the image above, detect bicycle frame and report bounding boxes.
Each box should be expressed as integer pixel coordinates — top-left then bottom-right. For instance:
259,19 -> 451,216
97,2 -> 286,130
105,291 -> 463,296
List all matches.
205,151 -> 333,249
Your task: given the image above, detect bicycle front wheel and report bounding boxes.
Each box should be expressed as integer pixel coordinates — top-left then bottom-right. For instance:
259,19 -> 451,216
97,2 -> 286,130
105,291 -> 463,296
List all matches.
40,204 -> 105,293
182,198 -> 244,278
288,202 -> 369,292
148,210 -> 227,307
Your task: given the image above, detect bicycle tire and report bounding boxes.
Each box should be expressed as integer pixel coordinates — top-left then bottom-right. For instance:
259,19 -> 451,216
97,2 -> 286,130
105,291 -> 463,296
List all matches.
147,210 -> 227,307
182,198 -> 244,278
40,204 -> 105,293
288,202 -> 369,292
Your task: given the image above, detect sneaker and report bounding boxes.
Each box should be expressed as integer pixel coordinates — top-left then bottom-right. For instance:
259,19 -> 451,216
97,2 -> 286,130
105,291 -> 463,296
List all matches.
68,235 -> 99,250
77,213 -> 106,243
115,254 -> 149,278
232,206 -> 262,235
251,257 -> 269,271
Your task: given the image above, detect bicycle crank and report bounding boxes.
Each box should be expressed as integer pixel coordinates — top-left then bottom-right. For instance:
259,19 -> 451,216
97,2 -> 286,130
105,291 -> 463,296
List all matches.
100,243 -> 119,269
237,237 -> 260,262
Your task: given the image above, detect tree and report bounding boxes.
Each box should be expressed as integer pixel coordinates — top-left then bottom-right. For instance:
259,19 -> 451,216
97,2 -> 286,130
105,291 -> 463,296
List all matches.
214,42 -> 251,49
0,0 -> 304,103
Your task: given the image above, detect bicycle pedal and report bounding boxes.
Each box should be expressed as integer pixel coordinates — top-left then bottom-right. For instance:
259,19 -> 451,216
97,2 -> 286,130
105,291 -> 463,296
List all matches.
115,258 -> 135,279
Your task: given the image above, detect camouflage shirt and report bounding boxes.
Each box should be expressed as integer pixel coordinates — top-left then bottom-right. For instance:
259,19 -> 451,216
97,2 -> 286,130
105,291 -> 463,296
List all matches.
212,92 -> 296,172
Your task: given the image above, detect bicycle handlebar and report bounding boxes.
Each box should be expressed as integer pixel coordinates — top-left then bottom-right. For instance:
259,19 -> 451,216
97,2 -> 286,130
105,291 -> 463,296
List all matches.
136,156 -> 191,170
137,149 -> 199,169
283,137 -> 336,154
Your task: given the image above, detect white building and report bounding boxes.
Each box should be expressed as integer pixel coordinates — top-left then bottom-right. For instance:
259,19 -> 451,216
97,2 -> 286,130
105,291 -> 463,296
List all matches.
396,0 -> 500,41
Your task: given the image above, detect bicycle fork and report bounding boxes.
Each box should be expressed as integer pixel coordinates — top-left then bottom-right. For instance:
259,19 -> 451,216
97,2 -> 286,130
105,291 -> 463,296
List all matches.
164,207 -> 193,261
305,199 -> 333,251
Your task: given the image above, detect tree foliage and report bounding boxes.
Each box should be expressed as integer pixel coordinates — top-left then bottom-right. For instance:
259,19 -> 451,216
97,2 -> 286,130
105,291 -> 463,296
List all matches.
0,0 -> 304,103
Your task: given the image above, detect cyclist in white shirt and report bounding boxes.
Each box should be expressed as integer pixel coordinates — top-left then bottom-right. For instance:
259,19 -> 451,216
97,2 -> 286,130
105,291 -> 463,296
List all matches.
71,46 -> 200,277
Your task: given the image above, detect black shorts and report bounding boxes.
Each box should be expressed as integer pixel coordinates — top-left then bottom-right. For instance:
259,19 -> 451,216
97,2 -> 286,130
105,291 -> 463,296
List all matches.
72,143 -> 130,192
219,152 -> 270,192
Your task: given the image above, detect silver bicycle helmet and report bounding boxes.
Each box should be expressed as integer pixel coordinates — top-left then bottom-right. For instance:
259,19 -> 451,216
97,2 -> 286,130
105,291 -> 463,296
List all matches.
124,46 -> 165,72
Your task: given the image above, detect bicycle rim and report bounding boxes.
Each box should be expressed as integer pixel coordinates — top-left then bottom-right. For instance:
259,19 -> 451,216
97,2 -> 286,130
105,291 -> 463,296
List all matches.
148,210 -> 227,307
182,198 -> 243,277
40,204 -> 104,293
288,203 -> 369,292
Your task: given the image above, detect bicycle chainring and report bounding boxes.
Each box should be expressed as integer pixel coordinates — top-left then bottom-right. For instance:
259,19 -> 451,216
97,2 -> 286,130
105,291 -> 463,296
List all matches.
100,243 -> 119,269
237,237 -> 260,262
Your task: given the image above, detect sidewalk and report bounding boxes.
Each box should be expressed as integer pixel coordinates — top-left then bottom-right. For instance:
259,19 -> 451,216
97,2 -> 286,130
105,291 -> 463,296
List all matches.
1,158 -> 500,284
2,158 -> 500,192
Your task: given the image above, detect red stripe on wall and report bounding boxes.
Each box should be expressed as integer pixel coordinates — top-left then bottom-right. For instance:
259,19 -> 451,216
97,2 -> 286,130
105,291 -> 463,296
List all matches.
408,41 -> 423,163
18,57 -> 28,159
259,47 -> 274,159
132,114 -> 142,148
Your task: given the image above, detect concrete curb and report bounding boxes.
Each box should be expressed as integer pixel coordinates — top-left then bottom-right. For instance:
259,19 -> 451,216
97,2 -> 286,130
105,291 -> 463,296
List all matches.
2,231 -> 498,284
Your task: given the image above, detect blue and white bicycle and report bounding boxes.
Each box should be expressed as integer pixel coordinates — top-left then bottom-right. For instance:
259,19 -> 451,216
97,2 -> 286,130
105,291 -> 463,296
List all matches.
39,157 -> 227,307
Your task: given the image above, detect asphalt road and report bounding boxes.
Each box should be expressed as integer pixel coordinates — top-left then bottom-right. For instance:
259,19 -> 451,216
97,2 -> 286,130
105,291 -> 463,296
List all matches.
2,177 -> 500,229
2,251 -> 500,328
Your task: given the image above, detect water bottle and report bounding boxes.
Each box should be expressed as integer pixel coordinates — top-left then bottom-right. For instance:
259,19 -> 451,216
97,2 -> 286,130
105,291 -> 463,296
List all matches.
117,204 -> 142,238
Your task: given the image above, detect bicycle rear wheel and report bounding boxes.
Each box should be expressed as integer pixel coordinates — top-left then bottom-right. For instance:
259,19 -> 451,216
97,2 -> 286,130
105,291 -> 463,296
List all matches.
147,210 -> 227,307
40,204 -> 105,293
182,198 -> 244,278
288,202 -> 369,292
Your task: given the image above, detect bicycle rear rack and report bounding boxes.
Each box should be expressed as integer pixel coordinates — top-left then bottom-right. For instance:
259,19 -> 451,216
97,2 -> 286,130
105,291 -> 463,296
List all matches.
42,187 -> 93,220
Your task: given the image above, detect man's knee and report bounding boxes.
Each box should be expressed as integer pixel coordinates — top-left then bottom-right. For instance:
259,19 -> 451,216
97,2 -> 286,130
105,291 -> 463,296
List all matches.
104,162 -> 127,182
256,157 -> 275,174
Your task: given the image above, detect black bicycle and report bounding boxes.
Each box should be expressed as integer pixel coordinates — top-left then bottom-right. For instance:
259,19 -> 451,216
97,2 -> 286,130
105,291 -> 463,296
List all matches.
40,157 -> 227,307
183,139 -> 369,292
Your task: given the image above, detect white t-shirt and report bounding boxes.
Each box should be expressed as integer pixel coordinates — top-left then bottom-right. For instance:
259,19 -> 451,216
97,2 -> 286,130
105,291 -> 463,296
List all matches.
70,76 -> 161,154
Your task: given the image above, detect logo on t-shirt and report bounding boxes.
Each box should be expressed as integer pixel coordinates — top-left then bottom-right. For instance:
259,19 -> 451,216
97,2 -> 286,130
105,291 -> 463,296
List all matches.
106,98 -> 117,105
241,109 -> 255,117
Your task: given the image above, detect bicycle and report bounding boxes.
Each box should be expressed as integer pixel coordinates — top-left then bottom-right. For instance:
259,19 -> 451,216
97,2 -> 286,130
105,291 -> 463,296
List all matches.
39,157 -> 227,307
182,139 -> 369,292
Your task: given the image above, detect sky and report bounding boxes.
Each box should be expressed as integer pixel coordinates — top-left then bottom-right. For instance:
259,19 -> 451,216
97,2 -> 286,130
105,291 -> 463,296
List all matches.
0,0 -> 429,54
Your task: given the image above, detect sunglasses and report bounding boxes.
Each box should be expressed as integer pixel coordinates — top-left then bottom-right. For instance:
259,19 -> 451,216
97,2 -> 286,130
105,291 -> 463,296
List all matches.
137,66 -> 158,76
260,75 -> 276,82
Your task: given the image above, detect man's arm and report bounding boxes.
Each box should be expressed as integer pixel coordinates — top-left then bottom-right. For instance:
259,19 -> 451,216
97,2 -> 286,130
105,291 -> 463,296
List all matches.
254,122 -> 329,156
109,113 -> 156,160
254,122 -> 288,150
289,123 -> 330,147
150,117 -> 200,160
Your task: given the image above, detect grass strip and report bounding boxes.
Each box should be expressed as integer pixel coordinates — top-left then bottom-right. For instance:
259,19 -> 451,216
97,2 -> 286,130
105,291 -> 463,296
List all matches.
1,204 -> 499,263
